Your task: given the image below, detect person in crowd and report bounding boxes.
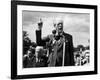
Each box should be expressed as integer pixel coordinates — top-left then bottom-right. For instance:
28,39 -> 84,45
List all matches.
33,46 -> 48,67
81,50 -> 90,65
23,50 -> 35,68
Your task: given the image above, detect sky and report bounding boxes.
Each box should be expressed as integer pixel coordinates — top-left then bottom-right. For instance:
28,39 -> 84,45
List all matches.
22,11 -> 90,47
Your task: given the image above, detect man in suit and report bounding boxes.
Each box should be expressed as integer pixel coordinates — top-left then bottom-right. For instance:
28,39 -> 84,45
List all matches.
36,19 -> 74,66
34,46 -> 48,67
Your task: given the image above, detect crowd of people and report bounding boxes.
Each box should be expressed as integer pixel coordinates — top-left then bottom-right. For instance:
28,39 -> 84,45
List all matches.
74,49 -> 90,66
23,45 -> 90,68
23,46 -> 48,68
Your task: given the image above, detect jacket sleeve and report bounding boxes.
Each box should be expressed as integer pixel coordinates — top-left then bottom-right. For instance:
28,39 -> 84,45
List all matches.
36,30 -> 50,46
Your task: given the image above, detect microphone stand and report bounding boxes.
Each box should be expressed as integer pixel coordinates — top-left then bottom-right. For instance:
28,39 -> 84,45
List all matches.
62,35 -> 65,66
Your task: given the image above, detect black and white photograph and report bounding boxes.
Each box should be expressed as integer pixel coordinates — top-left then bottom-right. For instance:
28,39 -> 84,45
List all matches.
22,11 -> 90,68
11,1 -> 97,79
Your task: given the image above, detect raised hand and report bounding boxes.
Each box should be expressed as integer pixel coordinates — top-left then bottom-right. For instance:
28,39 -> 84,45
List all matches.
37,18 -> 43,30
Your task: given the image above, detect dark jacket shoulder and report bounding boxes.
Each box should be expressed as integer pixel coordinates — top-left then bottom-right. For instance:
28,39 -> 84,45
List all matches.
63,32 -> 73,39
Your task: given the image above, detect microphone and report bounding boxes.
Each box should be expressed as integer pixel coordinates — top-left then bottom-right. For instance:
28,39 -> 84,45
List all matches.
52,30 -> 61,41
52,30 -> 56,35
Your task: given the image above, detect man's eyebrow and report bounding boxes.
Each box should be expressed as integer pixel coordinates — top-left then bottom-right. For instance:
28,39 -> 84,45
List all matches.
57,23 -> 63,25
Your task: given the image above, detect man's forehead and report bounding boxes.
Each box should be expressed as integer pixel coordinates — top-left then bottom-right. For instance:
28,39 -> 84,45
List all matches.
54,17 -> 63,23
55,20 -> 63,24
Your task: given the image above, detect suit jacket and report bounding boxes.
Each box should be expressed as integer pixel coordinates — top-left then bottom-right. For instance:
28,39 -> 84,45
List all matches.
36,30 -> 74,66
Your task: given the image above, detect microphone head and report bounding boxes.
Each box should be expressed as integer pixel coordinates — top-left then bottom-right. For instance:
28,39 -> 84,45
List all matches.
52,30 -> 56,34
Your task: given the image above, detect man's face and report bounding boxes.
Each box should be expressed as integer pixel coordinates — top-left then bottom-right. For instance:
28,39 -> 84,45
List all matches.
35,49 -> 40,58
35,47 -> 44,58
27,51 -> 32,58
56,22 -> 63,35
